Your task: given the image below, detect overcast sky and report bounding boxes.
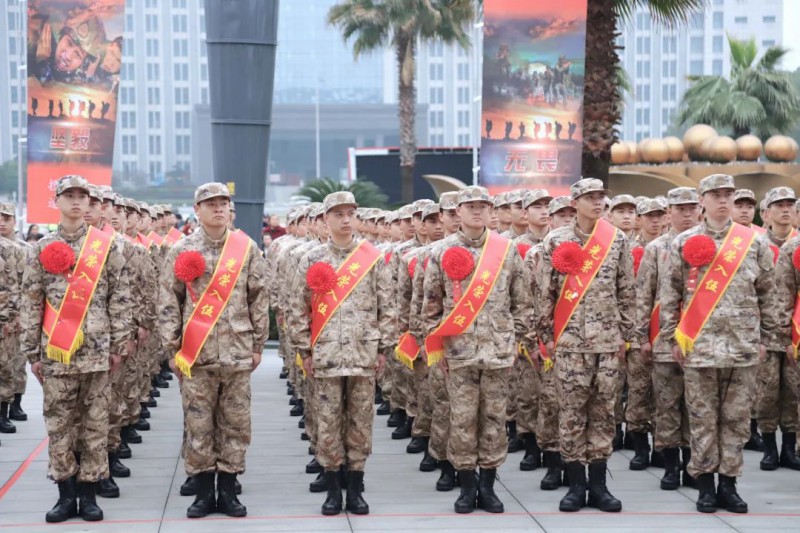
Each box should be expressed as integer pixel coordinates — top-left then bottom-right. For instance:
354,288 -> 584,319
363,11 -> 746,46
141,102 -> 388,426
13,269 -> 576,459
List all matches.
783,1 -> 800,71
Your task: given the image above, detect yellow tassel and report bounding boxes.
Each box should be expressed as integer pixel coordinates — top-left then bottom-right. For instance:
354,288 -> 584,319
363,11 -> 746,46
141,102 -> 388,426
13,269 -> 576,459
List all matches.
175,352 -> 193,379
543,358 -> 554,373
45,329 -> 84,365
295,353 -> 307,378
674,329 -> 693,357
427,350 -> 444,367
394,347 -> 415,370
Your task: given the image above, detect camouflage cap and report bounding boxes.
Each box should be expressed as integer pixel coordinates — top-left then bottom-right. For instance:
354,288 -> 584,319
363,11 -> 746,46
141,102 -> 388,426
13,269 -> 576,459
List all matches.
412,199 -> 436,215
493,191 -> 509,208
570,178 -> 610,200
698,173 -> 735,195
295,205 -> 311,220
0,202 -> 15,217
796,198 -> 800,211
734,189 -> 757,204
458,186 -> 492,205
505,189 -> 525,205
55,175 -> 91,196
229,200 -> 236,212
548,196 -> 574,215
308,202 -> 324,218
385,211 -> 397,224
637,198 -> 667,216
362,208 -> 379,221
87,184 -> 103,201
98,185 -> 115,202
397,205 -> 414,220
609,194 -> 637,211
760,199 -> 768,212
162,204 -> 175,214
375,210 -> 387,222
765,186 -> 797,207
439,191 -> 459,210
523,189 -> 553,209
285,207 -> 298,224
153,205 -> 164,216
194,182 -> 231,204
655,196 -> 669,210
668,187 -> 699,205
422,203 -> 441,220
323,191 -> 358,213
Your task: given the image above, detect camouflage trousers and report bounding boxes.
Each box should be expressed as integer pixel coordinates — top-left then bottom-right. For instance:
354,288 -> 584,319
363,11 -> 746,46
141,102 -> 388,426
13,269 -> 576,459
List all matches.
447,366 -> 509,471
411,358 -> 432,438
537,363 -> 560,451
306,374 -> 318,449
315,375 -> 375,472
390,358 -> 413,413
182,367 -> 252,476
0,336 -> 14,403
506,357 -> 520,422
516,357 -> 540,436
378,352 -> 393,399
756,351 -> 799,433
684,366 -> 756,478
625,349 -> 654,433
7,331 -> 26,394
556,353 -> 621,464
107,358 -> 131,451
651,362 -> 690,450
44,371 -> 110,483
428,363 -> 450,461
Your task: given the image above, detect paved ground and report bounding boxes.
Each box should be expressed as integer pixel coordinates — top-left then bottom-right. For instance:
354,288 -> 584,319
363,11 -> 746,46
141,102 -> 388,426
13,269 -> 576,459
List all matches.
1,348 -> 799,532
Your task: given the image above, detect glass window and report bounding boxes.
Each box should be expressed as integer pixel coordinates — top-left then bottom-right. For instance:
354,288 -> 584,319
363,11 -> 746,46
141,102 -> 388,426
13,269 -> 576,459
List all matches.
712,59 -> 723,76
10,86 -> 17,104
763,40 -> 776,47
691,13 -> 704,29
763,16 -> 776,23
713,12 -> 723,29
734,16 -> 747,24
662,61 -> 669,77
670,85 -> 677,101
690,36 -> 704,54
713,36 -> 723,53
689,60 -> 704,75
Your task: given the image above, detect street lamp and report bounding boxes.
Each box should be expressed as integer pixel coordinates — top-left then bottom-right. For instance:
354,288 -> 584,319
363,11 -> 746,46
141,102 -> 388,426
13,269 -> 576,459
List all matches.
17,63 -> 27,237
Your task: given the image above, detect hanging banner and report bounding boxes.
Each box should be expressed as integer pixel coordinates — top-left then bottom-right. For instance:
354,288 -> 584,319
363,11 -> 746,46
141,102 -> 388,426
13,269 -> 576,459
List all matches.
480,0 -> 588,196
26,0 -> 125,223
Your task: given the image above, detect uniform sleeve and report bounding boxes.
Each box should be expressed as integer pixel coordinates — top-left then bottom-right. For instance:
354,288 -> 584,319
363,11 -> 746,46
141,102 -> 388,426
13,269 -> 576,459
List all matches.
20,247 -> 44,363
658,238 -> 684,345
536,238 -> 557,346
635,243 -> 659,345
421,252 -> 445,338
409,260 -> 427,342
246,246 -> 271,352
509,250 -> 534,348
0,256 -> 10,325
287,253 -> 313,359
156,247 -> 187,354
616,236 -> 636,343
376,253 -> 394,353
774,242 -> 797,348
3,246 -> 20,321
395,254 -> 414,339
106,245 -> 133,355
754,237 -> 778,344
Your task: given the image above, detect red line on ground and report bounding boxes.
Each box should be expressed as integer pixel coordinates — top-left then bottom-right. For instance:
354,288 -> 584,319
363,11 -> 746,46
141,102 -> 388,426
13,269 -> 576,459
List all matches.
0,437 -> 49,501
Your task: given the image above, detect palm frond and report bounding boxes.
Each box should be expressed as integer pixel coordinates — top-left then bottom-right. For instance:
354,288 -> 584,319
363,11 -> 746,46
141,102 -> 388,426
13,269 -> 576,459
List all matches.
614,0 -> 706,26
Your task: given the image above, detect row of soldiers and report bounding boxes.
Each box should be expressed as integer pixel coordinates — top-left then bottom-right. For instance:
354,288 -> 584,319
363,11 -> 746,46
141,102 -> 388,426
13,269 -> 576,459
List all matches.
268,174 -> 800,516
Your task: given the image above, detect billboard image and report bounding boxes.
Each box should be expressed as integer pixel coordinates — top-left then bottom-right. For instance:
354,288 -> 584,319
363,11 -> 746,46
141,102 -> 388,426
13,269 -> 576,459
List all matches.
26,0 -> 125,223
480,0 -> 588,196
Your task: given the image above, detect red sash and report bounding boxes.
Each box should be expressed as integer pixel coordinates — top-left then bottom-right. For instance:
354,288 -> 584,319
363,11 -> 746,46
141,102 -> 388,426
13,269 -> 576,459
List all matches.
396,332 -> 420,369
164,227 -> 184,247
768,229 -> 799,266
552,219 -> 617,348
137,233 -> 152,248
101,223 -> 115,236
174,230 -> 251,377
792,292 -> 800,359
649,302 -> 661,345
148,231 -> 164,246
310,240 -> 382,347
425,232 -> 511,366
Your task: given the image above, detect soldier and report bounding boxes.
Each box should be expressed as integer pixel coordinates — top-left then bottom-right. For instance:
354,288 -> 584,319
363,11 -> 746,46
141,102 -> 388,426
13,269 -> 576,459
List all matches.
159,182 -> 269,518
421,185 -> 532,514
636,188 -> 701,491
609,195 -> 637,240
501,190 -> 528,240
538,178 -> 634,513
289,191 -> 391,516
661,174 -> 776,514
637,199 -> 667,245
755,187 -> 800,471
494,192 -> 511,234
21,175 -> 131,523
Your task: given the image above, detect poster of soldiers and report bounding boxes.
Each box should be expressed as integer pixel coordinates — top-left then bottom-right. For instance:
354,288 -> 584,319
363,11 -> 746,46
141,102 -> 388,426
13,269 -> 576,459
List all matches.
26,0 -> 125,223
480,0 -> 587,195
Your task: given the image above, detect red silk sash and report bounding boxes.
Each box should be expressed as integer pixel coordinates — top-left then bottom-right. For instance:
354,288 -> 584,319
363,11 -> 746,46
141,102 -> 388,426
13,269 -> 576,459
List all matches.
164,227 -> 184,247
395,332 -> 420,369
792,291 -> 800,359
148,231 -> 164,246
649,302 -> 661,345
137,233 -> 152,248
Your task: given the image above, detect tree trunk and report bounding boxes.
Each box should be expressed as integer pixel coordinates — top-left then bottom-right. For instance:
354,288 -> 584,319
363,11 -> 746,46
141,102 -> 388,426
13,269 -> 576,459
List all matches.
733,125 -> 750,138
397,32 -> 417,203
582,0 -> 621,186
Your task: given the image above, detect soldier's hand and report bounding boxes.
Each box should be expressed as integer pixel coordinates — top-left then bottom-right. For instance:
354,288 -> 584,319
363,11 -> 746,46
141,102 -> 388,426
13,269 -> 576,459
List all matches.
169,358 -> 183,383
251,351 -> 262,371
31,361 -> 44,385
640,342 -> 652,363
786,345 -> 797,368
302,356 -> 314,378
759,344 -> 767,364
37,23 -> 52,63
439,357 -> 449,377
138,327 -> 150,345
545,341 -> 554,359
376,353 -> 387,375
617,342 -> 627,363
109,353 -> 122,374
672,345 -> 684,367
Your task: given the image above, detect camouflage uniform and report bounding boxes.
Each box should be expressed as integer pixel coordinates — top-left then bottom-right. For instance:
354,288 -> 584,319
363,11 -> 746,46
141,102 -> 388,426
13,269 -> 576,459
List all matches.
0,238 -> 18,405
776,233 -> 800,425
660,175 -> 777,479
158,184 -> 270,477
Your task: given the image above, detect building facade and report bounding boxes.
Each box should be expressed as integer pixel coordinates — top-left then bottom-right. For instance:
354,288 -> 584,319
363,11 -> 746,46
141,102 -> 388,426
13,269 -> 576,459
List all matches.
0,0 -> 26,166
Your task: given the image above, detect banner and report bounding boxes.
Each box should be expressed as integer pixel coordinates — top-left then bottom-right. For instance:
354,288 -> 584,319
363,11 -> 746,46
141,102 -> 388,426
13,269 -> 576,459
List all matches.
27,0 -> 125,223
480,0 -> 588,196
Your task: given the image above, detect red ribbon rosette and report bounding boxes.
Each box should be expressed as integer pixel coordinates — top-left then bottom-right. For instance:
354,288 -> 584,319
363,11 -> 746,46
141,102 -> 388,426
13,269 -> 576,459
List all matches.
682,235 -> 716,295
792,247 -> 800,271
442,247 -> 475,302
40,242 -> 76,276
408,257 -> 418,279
552,241 -> 587,275
175,251 -> 206,302
517,243 -> 532,259
306,262 -> 336,294
631,246 -> 645,276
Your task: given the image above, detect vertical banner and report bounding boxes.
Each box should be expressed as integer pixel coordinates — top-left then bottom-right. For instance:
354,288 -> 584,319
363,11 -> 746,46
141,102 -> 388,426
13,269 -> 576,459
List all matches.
26,1 -> 125,223
480,0 -> 587,195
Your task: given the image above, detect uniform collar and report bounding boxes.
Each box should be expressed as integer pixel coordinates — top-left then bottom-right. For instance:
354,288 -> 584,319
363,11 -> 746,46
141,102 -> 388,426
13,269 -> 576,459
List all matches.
58,223 -> 87,242
199,227 -> 228,248
457,228 -> 488,248
701,218 -> 732,239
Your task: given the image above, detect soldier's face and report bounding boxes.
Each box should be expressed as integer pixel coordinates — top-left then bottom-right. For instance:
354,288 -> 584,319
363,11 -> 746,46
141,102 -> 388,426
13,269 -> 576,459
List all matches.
412,214 -> 423,233
295,217 -> 309,237
441,209 -> 460,234
526,201 -> 549,228
573,192 -> 606,221
424,215 -> 444,241
195,197 -> 230,229
316,217 -> 330,240
510,202 -> 527,226
457,201 -> 491,231
671,203 -> 701,232
390,221 -> 402,240
100,201 -> 113,222
551,208 -> 576,229
731,201 -> 755,226
55,34 -> 88,73
768,199 -> 795,226
111,205 -> 126,231
400,219 -> 414,239
84,198 -> 103,226
641,211 -> 666,235
324,205 -> 356,238
488,208 -> 499,230
126,211 -> 140,231
0,214 -> 13,237
610,205 -> 636,231
56,189 -> 89,219
497,205 -> 512,224
700,189 -> 734,221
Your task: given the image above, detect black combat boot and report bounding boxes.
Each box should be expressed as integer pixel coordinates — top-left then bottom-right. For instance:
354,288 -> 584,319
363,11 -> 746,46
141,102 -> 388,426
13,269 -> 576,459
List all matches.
309,472 -> 327,492
279,367 -> 288,379
629,432 -> 650,471
587,462 -> 622,512
612,424 -> 623,451
660,448 -> 680,490
779,432 -> 800,470
717,474 -> 748,513
407,435 -> 428,454
121,425 -> 142,444
392,415 -> 413,439
145,395 -> 157,407
108,450 -> 130,478
559,462 -> 587,512
118,439 -> 132,459
134,417 -> 150,431
180,476 -> 198,496
374,386 -> 383,405
77,481 -> 104,521
695,473 -> 717,513
287,383 -> 295,397
298,415 -> 305,429
650,447 -> 665,468
476,468 -> 504,513
150,387 -> 160,398
290,399 -> 304,417
306,457 -> 323,474
300,431 -> 310,441
436,461 -> 456,492
216,472 -> 247,517
540,451 -> 563,490
506,421 -> 523,453
153,373 -> 169,389
760,432 -> 779,470
97,476 -> 119,498
623,428 -> 635,451
186,472 -> 216,518
321,470 -> 343,515
681,447 -> 697,488
9,394 -> 26,421
160,360 -> 173,381
419,451 -> 438,472
377,400 -> 390,416
345,470 -> 369,514
519,433 -> 542,471
0,402 -> 17,433
387,408 -> 405,428
45,477 -> 78,523
744,418 -> 765,451
139,404 -> 151,419
454,469 -> 477,514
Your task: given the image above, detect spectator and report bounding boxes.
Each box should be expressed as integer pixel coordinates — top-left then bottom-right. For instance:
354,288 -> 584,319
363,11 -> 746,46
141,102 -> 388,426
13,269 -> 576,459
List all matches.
182,217 -> 197,235
263,214 -> 286,240
26,224 -> 44,243
262,233 -> 272,251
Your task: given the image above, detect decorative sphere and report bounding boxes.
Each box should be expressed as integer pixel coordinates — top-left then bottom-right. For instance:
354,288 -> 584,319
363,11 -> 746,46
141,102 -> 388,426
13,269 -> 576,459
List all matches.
664,136 -> 685,162
735,135 -> 762,161
698,137 -> 717,161
625,141 -> 640,163
708,136 -> 737,163
765,135 -> 798,162
642,139 -> 670,164
683,124 -> 718,160
610,143 -> 631,165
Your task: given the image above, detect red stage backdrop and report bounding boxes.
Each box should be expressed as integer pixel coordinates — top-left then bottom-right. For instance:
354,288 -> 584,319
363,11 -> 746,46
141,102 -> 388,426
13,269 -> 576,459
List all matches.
480,0 -> 588,196
26,0 -> 125,223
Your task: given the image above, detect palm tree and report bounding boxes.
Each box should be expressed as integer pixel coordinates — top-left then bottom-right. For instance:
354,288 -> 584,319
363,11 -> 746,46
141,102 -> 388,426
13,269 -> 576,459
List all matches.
328,0 -> 475,203
298,178 -> 390,208
678,35 -> 800,138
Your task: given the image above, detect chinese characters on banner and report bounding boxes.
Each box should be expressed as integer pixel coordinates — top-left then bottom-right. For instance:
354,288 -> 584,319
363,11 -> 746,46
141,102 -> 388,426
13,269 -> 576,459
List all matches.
480,0 -> 588,196
27,0 -> 125,222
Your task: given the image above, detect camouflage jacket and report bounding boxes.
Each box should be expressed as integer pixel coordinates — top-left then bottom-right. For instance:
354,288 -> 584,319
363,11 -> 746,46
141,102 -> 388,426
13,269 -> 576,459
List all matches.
421,230 -> 533,370
118,237 -> 157,333
770,234 -> 800,350
274,236 -> 313,315
635,229 -> 677,361
398,241 -> 442,345
537,221 -> 636,353
660,220 -> 777,367
284,238 -> 325,350
158,228 -> 270,370
523,240 -> 547,341
0,237 -> 27,320
287,238 -> 393,378
0,239 -> 16,324
385,235 -> 426,340
501,226 -> 527,240
266,234 -> 298,312
20,224 -> 132,375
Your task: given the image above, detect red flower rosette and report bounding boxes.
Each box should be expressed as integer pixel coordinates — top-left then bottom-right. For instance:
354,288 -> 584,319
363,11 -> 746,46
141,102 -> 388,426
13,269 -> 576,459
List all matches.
307,262 -> 336,293
40,242 -> 76,275
793,247 -> 800,271
408,257 -> 418,279
175,251 -> 206,303
517,243 -> 532,259
552,241 -> 587,275
631,246 -> 645,276
682,235 -> 716,267
442,246 -> 475,302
